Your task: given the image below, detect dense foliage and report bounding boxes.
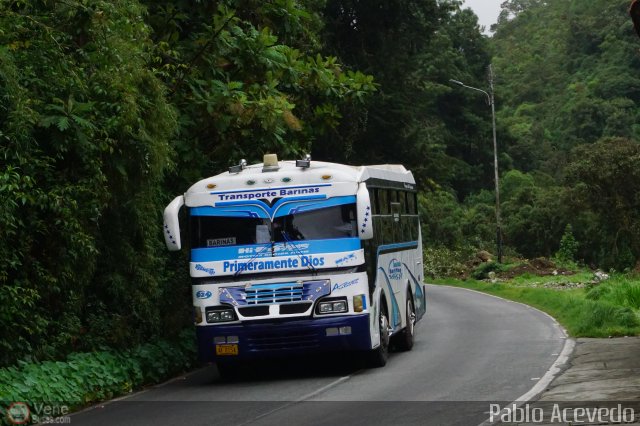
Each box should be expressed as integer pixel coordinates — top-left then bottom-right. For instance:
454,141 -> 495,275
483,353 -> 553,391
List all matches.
491,0 -> 640,269
423,0 -> 640,271
1,0 -> 180,367
322,0 -> 493,194
0,329 -> 195,423
0,0 -> 376,366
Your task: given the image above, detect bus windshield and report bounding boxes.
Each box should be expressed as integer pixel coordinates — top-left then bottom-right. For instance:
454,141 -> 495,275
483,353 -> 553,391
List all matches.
190,203 -> 357,249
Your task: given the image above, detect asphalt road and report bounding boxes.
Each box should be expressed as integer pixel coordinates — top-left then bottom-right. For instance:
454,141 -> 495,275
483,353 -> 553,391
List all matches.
72,285 -> 567,426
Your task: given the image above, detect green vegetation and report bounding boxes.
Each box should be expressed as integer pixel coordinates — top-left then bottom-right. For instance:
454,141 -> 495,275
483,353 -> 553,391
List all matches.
556,225 -> 579,265
0,330 -> 196,423
322,0 -> 492,193
0,0 -> 378,367
436,273 -> 640,337
506,270 -> 594,287
420,0 -> 640,271
587,278 -> 640,310
470,262 -> 508,280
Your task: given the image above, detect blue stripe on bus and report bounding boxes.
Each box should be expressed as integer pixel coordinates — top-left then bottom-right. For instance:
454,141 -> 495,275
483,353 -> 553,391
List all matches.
191,238 -> 361,262
190,206 -> 265,218
280,196 -> 356,217
190,195 -> 356,219
376,241 -> 419,255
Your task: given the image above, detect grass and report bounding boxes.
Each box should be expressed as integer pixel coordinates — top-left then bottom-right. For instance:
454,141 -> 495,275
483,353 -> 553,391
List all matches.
507,270 -> 595,287
434,276 -> 640,338
586,276 -> 640,309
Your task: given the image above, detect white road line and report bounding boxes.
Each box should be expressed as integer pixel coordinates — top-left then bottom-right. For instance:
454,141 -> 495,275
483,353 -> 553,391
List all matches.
432,285 -> 575,426
71,360 -> 358,425
236,375 -> 355,426
478,338 -> 574,426
295,375 -> 352,402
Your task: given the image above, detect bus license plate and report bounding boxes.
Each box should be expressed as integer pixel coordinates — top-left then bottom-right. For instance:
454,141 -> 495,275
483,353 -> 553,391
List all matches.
216,344 -> 238,356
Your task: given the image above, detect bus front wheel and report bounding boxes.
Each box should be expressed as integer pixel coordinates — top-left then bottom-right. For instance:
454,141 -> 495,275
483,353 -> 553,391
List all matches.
368,305 -> 390,368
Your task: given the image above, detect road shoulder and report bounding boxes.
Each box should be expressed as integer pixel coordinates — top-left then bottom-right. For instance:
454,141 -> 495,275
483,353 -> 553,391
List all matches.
508,337 -> 640,425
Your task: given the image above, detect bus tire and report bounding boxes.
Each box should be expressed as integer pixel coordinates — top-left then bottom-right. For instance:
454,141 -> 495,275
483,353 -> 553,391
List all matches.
368,304 -> 390,368
395,294 -> 415,352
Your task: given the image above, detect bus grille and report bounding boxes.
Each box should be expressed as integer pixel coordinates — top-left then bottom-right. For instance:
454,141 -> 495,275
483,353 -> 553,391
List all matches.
246,331 -> 319,352
219,280 -> 330,307
246,283 -> 303,304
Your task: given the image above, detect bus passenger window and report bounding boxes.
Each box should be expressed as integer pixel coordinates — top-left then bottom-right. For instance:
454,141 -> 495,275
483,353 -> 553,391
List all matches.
408,193 -> 416,214
379,190 -> 389,215
372,189 -> 379,214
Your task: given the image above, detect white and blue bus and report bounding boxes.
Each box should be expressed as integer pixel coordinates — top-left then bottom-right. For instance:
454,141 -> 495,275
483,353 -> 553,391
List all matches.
163,155 -> 426,375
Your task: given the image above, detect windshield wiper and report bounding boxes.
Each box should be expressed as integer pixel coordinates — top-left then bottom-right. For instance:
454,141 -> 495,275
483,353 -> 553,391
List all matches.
280,231 -> 317,274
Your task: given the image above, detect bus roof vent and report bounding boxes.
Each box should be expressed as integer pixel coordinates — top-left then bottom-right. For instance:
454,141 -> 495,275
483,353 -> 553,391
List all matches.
263,154 -> 280,172
296,154 -> 311,168
228,159 -> 247,174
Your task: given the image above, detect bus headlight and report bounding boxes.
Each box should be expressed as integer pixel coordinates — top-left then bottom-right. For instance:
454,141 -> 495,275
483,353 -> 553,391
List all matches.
319,303 -> 334,314
332,301 -> 348,312
316,298 -> 348,315
205,307 -> 237,323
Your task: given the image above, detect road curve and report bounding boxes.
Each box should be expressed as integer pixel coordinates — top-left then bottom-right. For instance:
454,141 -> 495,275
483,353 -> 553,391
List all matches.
72,285 -> 567,426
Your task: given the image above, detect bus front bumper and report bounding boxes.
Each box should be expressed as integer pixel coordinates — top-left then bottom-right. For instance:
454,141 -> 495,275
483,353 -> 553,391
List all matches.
196,314 -> 372,362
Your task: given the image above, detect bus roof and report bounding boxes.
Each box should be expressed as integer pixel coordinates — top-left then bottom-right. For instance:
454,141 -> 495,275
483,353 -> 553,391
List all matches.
186,160 -> 415,195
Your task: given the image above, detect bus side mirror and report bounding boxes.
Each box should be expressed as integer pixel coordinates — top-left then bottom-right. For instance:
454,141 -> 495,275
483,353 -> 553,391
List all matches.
357,184 -> 373,240
163,195 -> 184,251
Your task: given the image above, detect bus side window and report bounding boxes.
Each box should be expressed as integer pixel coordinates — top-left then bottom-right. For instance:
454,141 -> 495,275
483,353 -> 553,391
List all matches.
398,191 -> 405,217
379,190 -> 388,215
407,192 -> 416,214
378,190 -> 389,243
372,188 -> 379,215
392,190 -> 398,212
390,202 -> 401,243
398,191 -> 408,241
373,215 -> 383,246
411,192 -> 418,240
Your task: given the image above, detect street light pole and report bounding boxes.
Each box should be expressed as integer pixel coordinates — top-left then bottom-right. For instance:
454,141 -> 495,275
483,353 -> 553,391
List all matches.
449,64 -> 503,263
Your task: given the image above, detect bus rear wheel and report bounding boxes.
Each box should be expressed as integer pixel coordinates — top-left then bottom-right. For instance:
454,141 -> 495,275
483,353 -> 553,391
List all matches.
368,305 -> 390,368
395,295 -> 415,351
